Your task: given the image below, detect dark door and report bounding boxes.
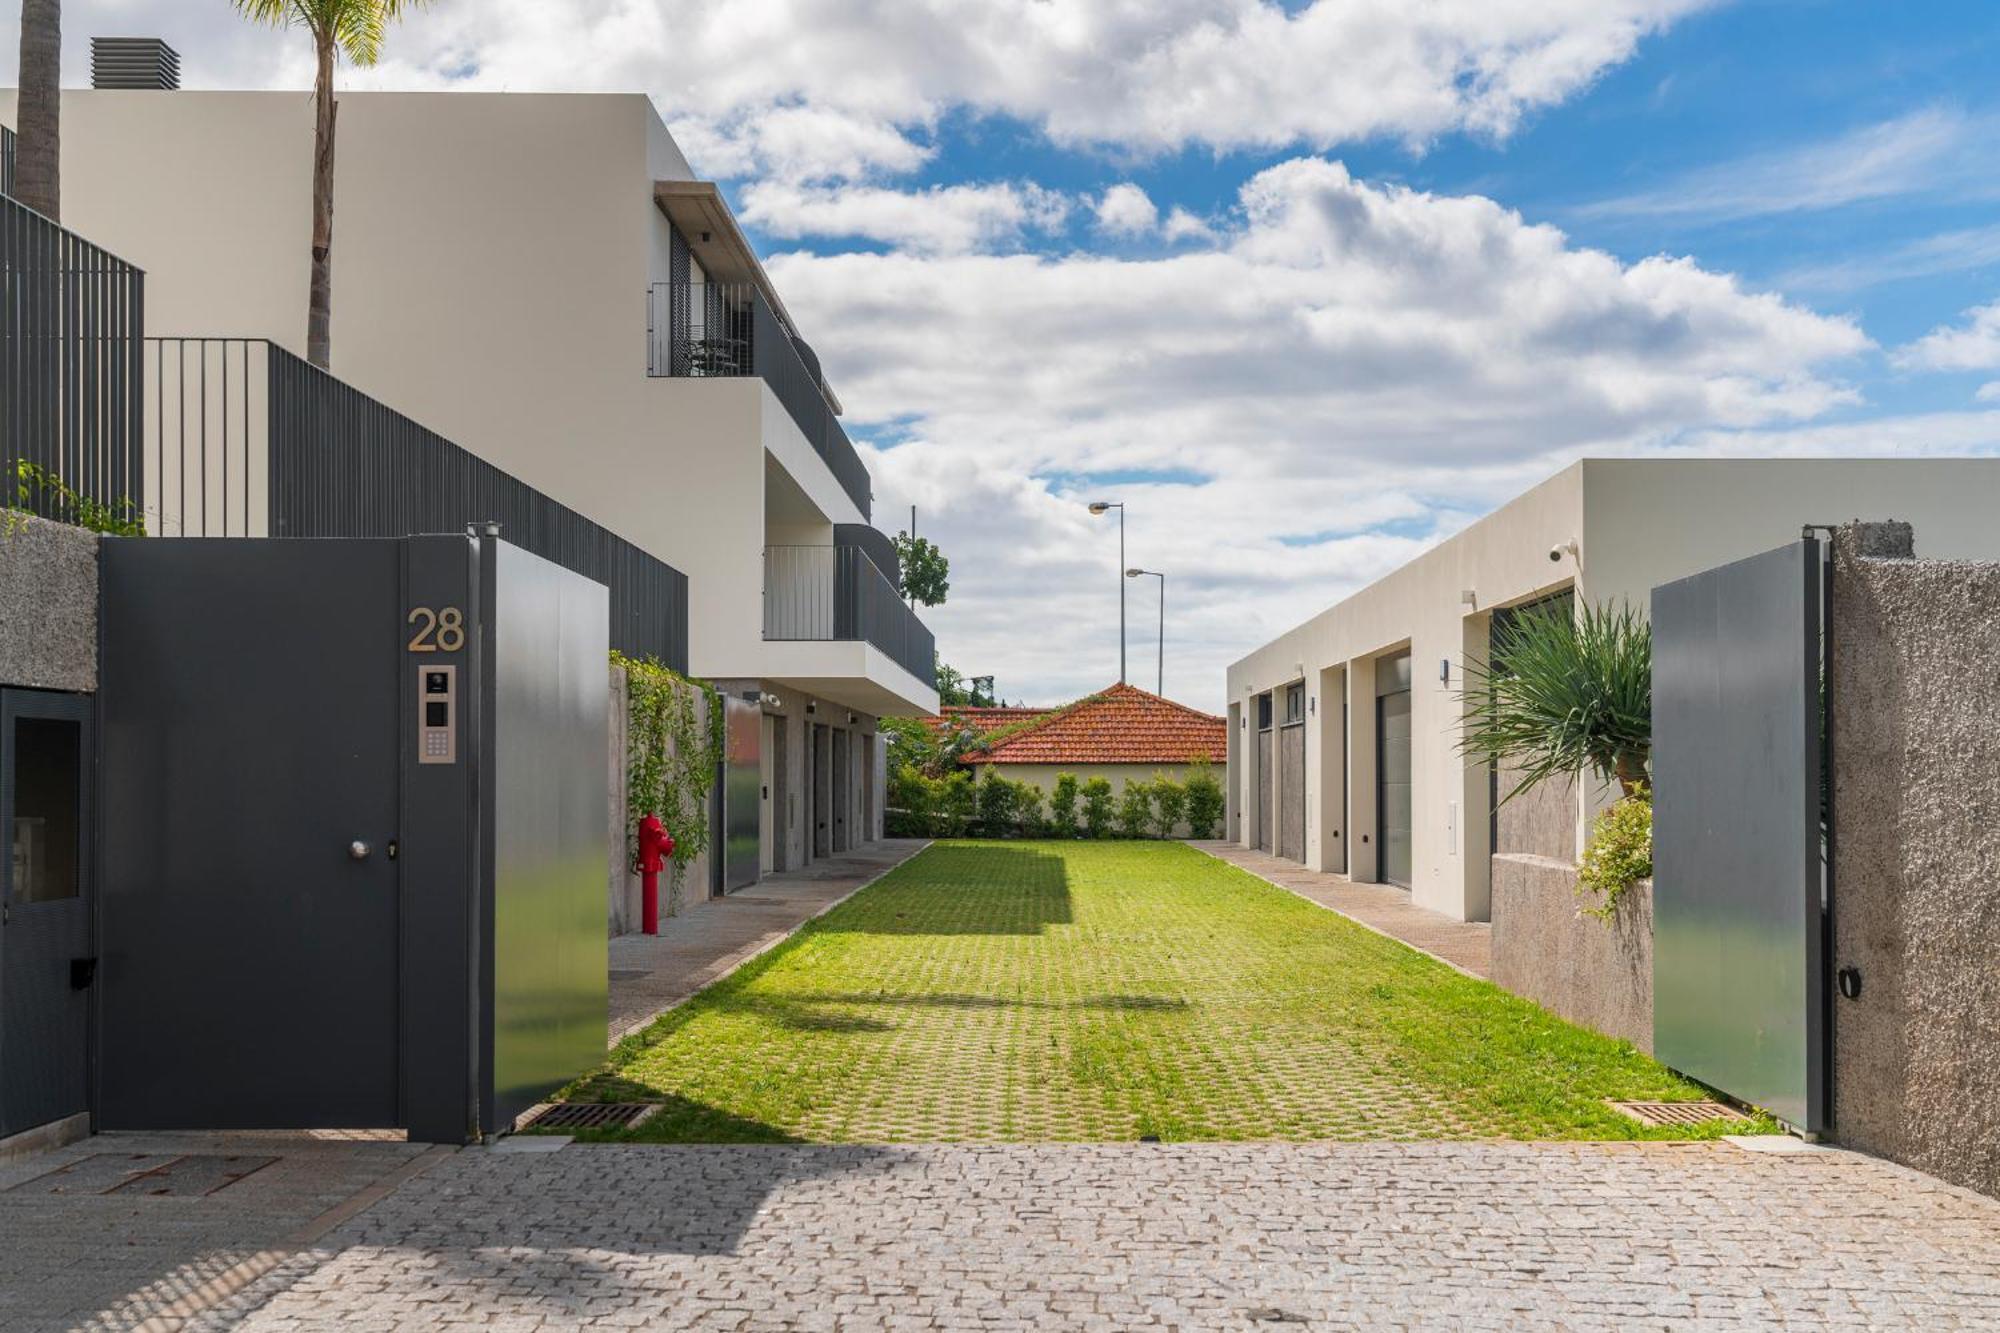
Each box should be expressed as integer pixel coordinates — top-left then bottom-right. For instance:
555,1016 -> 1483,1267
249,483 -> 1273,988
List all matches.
772,719 -> 789,873
98,540 -> 403,1129
812,724 -> 832,858
832,729 -> 849,853
1377,690 -> 1412,887
0,690 -> 94,1138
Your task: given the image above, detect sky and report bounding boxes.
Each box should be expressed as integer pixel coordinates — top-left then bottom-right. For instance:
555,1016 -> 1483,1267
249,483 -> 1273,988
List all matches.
11,1 -> 2000,712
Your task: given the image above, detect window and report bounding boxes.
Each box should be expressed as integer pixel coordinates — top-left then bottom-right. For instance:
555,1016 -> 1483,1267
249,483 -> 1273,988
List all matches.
1256,693 -> 1273,729
10,717 -> 81,904
1285,683 -> 1305,724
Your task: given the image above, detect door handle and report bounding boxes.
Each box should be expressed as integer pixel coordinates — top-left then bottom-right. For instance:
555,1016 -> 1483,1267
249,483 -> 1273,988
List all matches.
349,841 -> 372,861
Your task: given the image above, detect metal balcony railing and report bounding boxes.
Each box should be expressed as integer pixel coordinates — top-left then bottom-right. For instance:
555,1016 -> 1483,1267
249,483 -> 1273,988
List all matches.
764,544 -> 936,689
647,280 -> 873,521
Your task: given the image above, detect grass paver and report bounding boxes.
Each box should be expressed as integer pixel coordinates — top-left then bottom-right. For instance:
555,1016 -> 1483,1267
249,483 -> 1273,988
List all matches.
565,841 -> 1776,1142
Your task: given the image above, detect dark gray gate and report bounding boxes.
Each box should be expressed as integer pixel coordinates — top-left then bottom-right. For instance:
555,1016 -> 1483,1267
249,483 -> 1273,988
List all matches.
1279,721 -> 1305,861
0,689 -> 94,1138
98,540 -> 405,1129
1653,539 -> 1825,1133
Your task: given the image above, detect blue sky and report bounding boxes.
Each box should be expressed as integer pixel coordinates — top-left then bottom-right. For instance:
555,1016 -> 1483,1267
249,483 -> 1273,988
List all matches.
16,0 -> 2000,709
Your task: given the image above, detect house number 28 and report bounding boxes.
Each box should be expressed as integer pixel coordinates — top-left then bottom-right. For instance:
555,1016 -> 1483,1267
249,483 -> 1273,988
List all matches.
407,606 -> 466,653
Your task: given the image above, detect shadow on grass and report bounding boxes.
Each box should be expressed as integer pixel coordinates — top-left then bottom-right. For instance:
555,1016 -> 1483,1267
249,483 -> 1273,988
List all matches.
543,1082 -> 805,1145
812,844 -> 1074,936
771,990 -> 1190,1014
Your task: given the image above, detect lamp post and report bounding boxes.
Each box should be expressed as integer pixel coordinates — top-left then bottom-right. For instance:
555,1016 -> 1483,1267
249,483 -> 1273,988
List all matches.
1088,500 -> 1126,683
1127,568 -> 1164,695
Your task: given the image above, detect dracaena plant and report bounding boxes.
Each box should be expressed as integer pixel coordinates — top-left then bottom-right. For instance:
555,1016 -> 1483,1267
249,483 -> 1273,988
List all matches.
1460,598 -> 1651,801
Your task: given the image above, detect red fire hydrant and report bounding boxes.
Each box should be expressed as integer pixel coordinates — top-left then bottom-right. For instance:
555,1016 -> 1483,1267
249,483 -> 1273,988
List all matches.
637,814 -> 675,936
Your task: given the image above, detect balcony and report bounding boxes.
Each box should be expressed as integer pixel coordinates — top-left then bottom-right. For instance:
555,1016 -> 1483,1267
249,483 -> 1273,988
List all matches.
764,544 -> 935,688
647,280 -> 872,520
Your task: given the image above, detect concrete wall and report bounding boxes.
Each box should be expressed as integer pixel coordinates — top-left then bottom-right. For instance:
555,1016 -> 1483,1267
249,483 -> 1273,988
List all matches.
1227,459 -> 2000,921
0,517 -> 98,692
2,89 -> 934,720
1491,858 -> 1653,1051
1829,522 -> 2000,1198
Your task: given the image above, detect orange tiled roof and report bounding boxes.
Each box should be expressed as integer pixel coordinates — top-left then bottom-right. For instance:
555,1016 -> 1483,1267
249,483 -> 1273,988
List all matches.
923,705 -> 1050,743
960,682 -> 1225,767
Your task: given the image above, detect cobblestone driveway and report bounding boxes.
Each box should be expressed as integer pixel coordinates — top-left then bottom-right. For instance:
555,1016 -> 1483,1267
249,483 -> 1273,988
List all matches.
183,1140 -> 2000,1331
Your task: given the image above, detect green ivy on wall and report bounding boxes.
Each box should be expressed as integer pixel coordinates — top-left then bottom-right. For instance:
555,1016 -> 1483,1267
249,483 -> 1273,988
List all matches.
613,651 -> 725,917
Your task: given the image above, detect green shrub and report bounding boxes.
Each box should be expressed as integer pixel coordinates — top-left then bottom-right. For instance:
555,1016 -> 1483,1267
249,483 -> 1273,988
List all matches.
1150,775 -> 1187,838
1117,780 -> 1153,839
977,772 -> 1020,836
1081,778 -> 1114,839
1049,773 -> 1080,837
939,771 -> 977,837
1014,781 -> 1047,836
1577,786 -> 1652,919
1183,760 -> 1223,839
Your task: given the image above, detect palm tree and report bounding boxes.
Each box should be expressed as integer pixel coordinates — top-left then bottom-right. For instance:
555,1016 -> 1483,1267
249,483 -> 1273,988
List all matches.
1459,598 -> 1652,801
13,0 -> 61,218
230,0 -> 427,368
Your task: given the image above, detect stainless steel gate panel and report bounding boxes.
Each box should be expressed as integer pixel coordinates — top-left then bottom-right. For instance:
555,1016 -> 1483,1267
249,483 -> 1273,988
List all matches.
1652,539 -> 1825,1132
720,695 -> 760,891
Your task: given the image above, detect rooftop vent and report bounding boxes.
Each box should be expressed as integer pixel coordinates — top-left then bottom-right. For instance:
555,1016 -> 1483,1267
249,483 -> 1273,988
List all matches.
91,37 -> 181,91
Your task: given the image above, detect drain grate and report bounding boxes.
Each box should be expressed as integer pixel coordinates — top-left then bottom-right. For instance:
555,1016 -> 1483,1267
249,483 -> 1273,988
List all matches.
521,1102 -> 661,1132
1608,1099 -> 1747,1128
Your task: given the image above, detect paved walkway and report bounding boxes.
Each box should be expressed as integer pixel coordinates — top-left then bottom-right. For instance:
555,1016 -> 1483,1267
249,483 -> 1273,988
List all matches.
1193,841 -> 1494,978
607,840 -> 931,1042
123,1140 -> 2000,1330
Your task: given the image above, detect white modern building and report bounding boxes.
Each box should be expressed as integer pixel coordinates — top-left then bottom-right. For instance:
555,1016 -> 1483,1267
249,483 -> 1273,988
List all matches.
1,81 -> 939,884
1224,458 -> 2000,922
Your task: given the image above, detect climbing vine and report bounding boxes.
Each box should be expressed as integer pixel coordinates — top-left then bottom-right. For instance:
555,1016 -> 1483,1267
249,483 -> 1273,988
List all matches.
613,651 -> 725,917
4,461 -> 145,537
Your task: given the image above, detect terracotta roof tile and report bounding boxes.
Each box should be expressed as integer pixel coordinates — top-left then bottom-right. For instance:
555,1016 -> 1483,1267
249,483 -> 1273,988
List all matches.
923,705 -> 1049,743
960,683 -> 1225,767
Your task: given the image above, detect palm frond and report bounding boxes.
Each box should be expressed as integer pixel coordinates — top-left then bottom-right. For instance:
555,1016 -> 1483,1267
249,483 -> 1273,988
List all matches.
1459,598 -> 1651,801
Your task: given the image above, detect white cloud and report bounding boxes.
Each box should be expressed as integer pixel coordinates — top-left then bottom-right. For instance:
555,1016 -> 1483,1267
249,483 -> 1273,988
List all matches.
12,0 -> 1716,180
1162,208 -> 1219,245
1578,107 -> 1999,225
1978,382 -> 2000,403
776,159 -> 1871,707
1895,300 -> 2000,373
1779,223 -> 2000,294
1094,185 -> 1159,238
740,181 -> 1069,254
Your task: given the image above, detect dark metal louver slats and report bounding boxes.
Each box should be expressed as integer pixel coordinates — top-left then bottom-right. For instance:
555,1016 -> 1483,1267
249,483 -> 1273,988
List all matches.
263,346 -> 689,669
0,193 -> 145,526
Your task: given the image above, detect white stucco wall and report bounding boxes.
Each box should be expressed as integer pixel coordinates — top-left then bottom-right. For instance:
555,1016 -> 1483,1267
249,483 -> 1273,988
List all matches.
1226,458 -> 2000,922
3,88 -> 932,717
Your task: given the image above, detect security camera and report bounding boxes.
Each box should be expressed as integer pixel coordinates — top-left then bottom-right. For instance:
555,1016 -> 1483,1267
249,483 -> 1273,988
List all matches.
1547,538 -> 1579,563
1547,545 -> 1564,563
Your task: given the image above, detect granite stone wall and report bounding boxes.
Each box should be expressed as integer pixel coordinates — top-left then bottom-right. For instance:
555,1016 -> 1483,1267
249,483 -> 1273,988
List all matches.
1491,854 -> 1652,1051
1829,521 -> 2000,1198
0,516 -> 99,692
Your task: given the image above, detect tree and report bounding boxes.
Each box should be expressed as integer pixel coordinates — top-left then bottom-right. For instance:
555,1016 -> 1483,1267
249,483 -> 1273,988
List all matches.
231,0 -> 429,369
1183,759 -> 1223,839
893,531 -> 950,606
13,0 -> 60,218
1460,599 -> 1652,800
1081,778 -> 1114,839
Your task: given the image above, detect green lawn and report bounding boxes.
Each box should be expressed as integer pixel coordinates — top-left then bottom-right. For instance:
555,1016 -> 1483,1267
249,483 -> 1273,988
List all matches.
563,841 -> 1773,1143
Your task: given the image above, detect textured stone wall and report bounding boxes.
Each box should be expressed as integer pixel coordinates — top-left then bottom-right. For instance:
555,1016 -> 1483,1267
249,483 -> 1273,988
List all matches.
1491,854 -> 1652,1050
1830,521 -> 2000,1198
1492,761 -> 1576,860
0,516 -> 99,692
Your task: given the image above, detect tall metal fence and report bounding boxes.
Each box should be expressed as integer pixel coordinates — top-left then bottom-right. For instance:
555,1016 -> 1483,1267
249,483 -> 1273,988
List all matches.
647,279 -> 874,520
144,337 -> 690,670
0,191 -> 146,523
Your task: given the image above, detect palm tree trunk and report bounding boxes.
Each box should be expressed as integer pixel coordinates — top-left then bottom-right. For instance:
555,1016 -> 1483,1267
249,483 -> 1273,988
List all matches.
306,35 -> 337,368
1614,750 -> 1649,799
14,0 -> 61,219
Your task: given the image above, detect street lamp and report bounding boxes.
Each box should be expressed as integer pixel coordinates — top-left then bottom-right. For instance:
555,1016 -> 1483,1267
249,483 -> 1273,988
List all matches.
1088,500 -> 1125,683
1127,568 -> 1164,696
